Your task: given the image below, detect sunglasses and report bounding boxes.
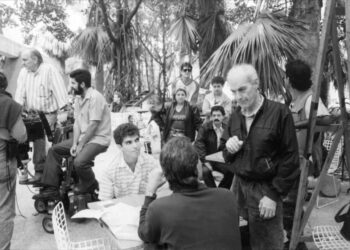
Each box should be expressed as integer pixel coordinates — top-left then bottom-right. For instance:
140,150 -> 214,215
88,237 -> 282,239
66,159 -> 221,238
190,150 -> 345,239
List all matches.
182,68 -> 192,73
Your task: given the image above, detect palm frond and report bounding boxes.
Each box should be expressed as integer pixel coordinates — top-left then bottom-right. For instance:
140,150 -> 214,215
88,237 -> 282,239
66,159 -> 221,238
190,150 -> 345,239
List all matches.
200,11 -> 305,98
198,10 -> 230,60
168,15 -> 200,52
70,26 -> 113,67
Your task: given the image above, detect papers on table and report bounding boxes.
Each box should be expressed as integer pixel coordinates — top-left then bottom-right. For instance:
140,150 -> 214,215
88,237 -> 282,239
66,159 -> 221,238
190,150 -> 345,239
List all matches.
72,202 -> 142,242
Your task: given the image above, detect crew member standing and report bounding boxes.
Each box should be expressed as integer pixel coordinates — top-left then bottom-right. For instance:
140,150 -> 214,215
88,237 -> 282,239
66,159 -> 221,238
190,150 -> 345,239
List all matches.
15,49 -> 67,184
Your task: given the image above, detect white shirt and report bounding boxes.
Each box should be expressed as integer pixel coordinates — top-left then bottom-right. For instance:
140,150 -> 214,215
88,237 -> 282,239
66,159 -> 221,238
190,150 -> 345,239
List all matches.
15,63 -> 68,113
202,92 -> 232,116
98,151 -> 159,200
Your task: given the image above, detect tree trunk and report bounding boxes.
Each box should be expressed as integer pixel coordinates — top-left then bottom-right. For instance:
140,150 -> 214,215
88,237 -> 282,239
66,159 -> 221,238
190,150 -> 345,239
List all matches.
289,0 -> 322,67
95,66 -> 104,93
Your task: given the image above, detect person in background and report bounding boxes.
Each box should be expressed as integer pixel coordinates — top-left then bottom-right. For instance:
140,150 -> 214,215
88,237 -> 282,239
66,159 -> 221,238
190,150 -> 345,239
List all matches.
222,64 -> 299,250
138,137 -> 241,250
151,88 -> 202,143
171,62 -> 199,105
0,72 -> 27,250
284,59 -> 332,249
286,59 -> 331,178
99,123 -> 160,200
194,105 -> 233,189
111,90 -> 123,113
15,49 -> 68,184
34,69 -> 111,198
202,76 -> 232,119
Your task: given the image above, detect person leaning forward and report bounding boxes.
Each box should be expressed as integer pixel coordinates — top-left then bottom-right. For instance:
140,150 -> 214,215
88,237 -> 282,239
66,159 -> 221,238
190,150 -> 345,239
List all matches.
138,137 -> 241,250
222,64 -> 300,250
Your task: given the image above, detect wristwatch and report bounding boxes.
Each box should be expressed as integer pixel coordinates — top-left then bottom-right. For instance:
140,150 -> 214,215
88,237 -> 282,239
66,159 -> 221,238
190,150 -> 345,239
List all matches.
145,192 -> 157,199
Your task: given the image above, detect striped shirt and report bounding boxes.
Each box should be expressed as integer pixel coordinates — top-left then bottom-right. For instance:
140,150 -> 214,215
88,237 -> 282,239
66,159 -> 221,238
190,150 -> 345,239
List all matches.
98,150 -> 159,200
15,63 -> 68,113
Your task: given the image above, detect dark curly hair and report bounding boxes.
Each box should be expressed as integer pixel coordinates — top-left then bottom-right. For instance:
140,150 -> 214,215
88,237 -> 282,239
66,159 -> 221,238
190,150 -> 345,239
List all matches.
0,72 -> 8,90
210,105 -> 225,116
70,69 -> 91,88
160,137 -> 199,191
113,123 -> 140,145
285,59 -> 312,91
211,76 -> 225,85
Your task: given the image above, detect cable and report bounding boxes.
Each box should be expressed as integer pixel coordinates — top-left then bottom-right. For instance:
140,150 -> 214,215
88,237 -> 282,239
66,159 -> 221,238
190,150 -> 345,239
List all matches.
15,192 -> 26,219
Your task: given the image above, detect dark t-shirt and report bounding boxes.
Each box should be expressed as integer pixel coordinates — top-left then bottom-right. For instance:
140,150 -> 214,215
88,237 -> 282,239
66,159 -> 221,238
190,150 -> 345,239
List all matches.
171,106 -> 186,131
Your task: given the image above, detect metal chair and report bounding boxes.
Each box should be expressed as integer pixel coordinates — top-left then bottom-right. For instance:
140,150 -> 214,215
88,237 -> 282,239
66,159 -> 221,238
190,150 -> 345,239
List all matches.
52,202 -> 113,250
312,225 -> 350,250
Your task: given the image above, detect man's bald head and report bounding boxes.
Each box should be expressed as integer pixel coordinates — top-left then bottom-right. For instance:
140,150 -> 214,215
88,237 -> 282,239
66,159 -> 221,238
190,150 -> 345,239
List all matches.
21,49 -> 43,72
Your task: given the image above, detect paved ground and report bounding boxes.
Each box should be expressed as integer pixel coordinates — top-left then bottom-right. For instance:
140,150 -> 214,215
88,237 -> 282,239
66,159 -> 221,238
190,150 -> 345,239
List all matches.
10,146 -> 350,249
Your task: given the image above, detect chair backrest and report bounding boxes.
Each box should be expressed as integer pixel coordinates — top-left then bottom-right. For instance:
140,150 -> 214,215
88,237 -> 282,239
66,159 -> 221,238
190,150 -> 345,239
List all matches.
52,202 -> 71,250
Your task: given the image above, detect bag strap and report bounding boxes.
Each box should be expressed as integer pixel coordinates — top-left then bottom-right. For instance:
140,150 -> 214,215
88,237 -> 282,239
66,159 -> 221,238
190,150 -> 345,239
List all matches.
335,202 -> 350,223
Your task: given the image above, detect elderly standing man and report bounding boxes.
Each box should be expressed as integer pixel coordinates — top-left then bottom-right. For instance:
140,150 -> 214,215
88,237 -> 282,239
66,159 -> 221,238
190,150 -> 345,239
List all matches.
222,64 -> 300,250
15,49 -> 68,184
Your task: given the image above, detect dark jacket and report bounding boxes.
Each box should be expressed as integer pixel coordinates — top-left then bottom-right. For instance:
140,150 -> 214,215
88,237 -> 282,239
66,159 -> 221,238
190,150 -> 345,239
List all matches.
194,120 -> 226,162
138,184 -> 241,250
222,99 -> 300,201
152,101 -> 202,142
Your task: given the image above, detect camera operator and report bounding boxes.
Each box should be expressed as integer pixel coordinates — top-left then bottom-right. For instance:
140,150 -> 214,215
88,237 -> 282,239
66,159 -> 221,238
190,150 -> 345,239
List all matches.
0,72 -> 27,250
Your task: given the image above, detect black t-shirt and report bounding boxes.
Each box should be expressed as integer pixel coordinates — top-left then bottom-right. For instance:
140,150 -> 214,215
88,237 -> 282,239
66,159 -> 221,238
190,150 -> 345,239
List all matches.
171,106 -> 186,131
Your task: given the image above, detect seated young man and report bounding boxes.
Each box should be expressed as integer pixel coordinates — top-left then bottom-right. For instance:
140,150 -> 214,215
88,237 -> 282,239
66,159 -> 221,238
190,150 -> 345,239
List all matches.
138,137 -> 241,250
194,105 -> 233,189
98,123 -> 160,200
34,69 -> 111,198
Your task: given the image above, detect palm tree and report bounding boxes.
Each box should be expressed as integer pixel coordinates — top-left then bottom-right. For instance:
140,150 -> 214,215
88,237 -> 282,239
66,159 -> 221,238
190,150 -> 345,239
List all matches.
69,26 -> 113,93
201,11 -> 305,99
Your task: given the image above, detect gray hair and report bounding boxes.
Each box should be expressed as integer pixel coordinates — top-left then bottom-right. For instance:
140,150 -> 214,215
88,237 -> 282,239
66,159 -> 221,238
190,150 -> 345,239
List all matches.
227,63 -> 259,85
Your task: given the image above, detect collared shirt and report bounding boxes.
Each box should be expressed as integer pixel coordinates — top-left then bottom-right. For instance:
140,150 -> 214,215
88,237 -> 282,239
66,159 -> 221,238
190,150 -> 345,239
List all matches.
213,123 -> 224,148
174,78 -> 198,103
15,63 -> 68,113
98,151 -> 159,200
202,92 -> 232,116
74,88 -> 111,147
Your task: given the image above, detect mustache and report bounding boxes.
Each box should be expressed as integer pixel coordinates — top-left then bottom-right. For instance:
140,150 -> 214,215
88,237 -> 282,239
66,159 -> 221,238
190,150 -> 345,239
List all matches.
214,119 -> 220,122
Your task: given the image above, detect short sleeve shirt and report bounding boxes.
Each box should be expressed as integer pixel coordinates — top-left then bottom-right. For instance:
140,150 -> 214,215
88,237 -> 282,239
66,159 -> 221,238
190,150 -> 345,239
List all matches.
74,88 -> 111,146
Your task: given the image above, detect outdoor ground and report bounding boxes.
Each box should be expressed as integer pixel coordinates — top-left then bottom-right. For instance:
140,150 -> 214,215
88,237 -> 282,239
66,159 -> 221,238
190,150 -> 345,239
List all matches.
10,147 -> 350,250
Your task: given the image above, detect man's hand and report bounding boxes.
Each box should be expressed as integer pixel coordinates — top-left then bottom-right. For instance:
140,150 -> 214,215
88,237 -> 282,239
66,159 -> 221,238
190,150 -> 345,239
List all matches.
76,143 -> 84,155
225,136 -> 243,154
70,144 -> 77,157
259,196 -> 277,219
146,168 -> 166,194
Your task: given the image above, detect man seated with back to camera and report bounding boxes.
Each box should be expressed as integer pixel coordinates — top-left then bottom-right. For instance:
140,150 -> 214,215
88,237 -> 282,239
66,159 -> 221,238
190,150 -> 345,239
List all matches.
194,105 -> 233,189
99,123 -> 161,200
34,69 -> 111,198
138,137 -> 241,250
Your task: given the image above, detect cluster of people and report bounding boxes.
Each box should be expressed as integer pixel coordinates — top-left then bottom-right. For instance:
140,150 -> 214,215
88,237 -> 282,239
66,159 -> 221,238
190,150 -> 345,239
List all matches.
1,47 -> 331,250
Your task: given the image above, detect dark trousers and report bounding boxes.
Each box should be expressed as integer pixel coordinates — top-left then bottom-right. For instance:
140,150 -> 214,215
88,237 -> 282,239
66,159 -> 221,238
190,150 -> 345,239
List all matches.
233,176 -> 284,250
41,138 -> 107,189
33,113 -> 57,172
202,162 -> 233,189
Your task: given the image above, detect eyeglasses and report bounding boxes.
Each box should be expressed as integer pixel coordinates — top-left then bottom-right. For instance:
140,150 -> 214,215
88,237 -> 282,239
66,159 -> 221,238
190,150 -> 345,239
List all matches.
182,68 -> 192,73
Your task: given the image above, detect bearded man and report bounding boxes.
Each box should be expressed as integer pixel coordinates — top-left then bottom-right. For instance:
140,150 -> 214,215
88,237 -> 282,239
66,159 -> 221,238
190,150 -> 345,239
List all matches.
34,69 -> 111,198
